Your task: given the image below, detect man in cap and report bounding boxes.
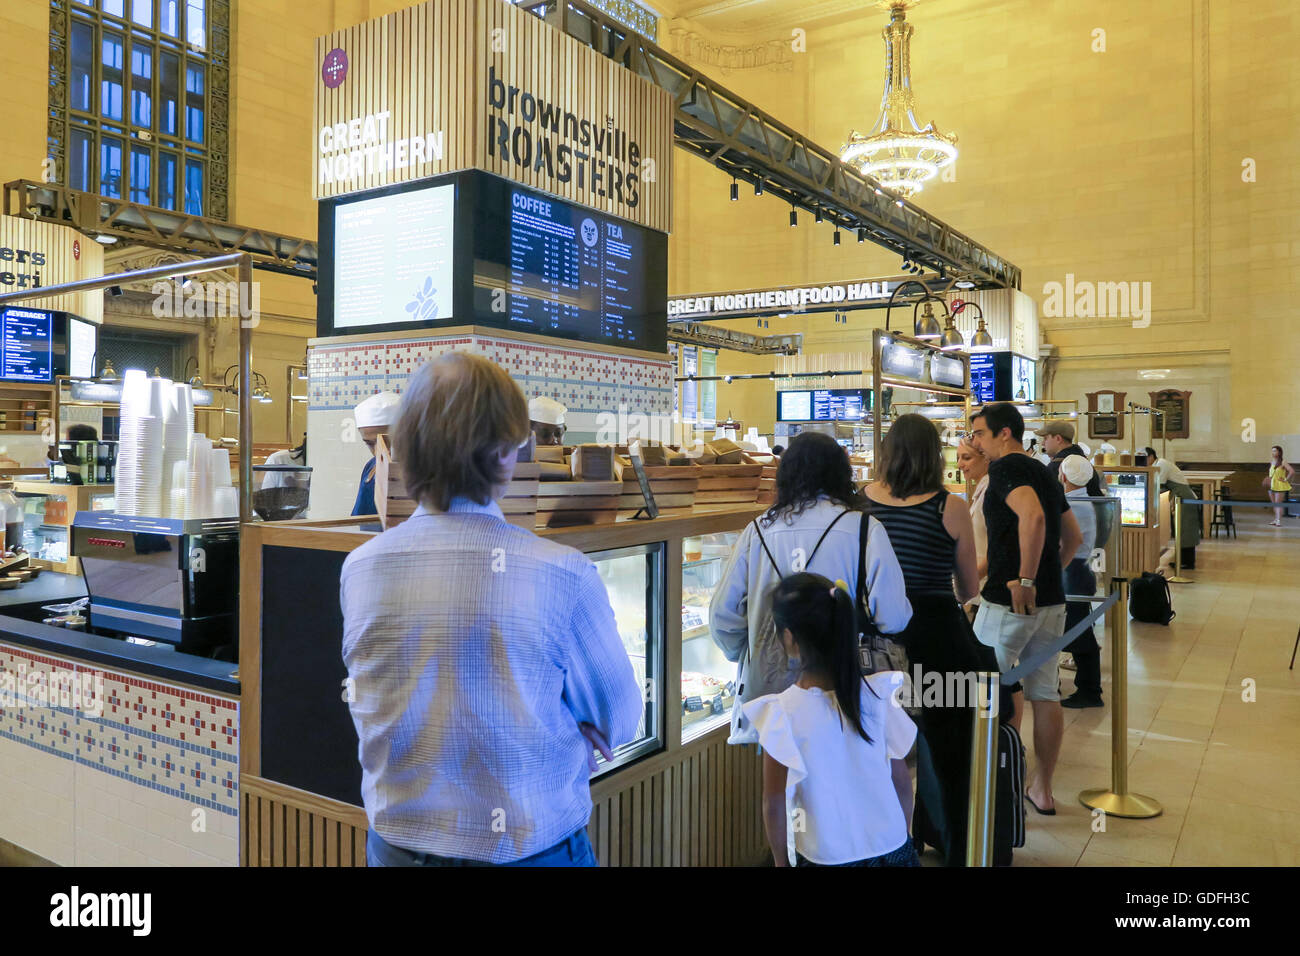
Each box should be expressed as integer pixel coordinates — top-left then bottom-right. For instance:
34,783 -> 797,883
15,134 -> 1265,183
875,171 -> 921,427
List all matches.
1040,421 -> 1097,489
352,391 -> 401,517
528,396 -> 567,447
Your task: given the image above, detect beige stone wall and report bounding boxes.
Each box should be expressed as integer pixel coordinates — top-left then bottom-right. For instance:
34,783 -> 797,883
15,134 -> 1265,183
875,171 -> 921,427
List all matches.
4,0 -> 1297,459
664,0 -> 1300,462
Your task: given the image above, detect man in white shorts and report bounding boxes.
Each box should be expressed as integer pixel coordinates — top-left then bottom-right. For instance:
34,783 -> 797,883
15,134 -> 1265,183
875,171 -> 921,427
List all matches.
969,403 -> 1082,816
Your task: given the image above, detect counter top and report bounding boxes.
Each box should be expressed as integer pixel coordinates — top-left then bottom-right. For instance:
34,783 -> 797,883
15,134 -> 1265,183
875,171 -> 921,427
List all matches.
0,614 -> 240,694
0,568 -> 87,608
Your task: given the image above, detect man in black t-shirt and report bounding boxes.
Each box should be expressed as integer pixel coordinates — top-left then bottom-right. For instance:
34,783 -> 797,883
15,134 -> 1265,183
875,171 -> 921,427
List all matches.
970,403 -> 1083,816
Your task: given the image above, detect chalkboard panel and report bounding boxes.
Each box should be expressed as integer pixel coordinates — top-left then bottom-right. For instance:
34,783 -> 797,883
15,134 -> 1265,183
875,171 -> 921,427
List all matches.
260,545 -> 362,805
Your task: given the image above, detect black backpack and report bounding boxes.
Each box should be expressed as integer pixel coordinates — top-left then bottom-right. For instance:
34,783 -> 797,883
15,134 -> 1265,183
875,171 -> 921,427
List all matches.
1129,572 -> 1175,625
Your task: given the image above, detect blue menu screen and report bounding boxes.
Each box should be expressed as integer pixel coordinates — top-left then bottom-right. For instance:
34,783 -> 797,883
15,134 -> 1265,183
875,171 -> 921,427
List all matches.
473,177 -> 667,351
0,308 -> 53,383
970,352 -> 996,404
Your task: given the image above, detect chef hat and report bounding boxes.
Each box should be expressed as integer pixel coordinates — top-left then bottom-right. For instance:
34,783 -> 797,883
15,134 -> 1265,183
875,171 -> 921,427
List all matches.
1060,454 -> 1094,487
354,391 -> 401,429
529,395 -> 566,426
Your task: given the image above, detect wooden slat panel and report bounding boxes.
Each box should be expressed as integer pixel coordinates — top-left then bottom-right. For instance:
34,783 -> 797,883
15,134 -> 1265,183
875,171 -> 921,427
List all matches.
312,0 -> 672,233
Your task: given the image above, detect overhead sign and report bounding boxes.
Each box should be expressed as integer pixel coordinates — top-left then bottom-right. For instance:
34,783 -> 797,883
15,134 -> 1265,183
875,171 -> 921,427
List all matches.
313,0 -> 673,233
669,280 -> 894,319
0,216 -> 104,323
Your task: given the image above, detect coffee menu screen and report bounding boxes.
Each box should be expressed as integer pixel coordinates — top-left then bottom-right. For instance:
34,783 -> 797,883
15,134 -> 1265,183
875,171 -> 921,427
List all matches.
0,308 -> 53,382
473,177 -> 667,351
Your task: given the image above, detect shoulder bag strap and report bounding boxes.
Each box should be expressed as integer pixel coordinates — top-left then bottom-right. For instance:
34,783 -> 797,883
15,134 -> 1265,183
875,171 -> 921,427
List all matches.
855,504 -> 877,629
751,519 -> 782,576
806,507 -> 852,569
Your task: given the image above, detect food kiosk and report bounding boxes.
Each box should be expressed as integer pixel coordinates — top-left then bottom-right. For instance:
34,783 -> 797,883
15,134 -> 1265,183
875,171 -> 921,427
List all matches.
1100,465 -> 1164,576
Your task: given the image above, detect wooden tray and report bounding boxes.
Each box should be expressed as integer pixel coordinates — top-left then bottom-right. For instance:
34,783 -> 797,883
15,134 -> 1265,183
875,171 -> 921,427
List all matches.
502,462 -> 540,530
535,480 -> 622,528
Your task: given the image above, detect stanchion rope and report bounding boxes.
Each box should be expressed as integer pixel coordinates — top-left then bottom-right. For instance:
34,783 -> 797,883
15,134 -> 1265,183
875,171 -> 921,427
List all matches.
1001,590 -> 1121,685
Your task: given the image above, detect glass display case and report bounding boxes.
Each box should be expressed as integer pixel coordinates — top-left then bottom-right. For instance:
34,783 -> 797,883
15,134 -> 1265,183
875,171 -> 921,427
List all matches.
681,530 -> 740,743
13,481 -> 117,574
591,543 -> 664,774
1102,467 -> 1156,528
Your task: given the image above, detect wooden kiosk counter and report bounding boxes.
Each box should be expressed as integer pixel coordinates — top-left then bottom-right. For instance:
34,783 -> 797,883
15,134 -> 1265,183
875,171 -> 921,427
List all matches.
238,506 -> 768,867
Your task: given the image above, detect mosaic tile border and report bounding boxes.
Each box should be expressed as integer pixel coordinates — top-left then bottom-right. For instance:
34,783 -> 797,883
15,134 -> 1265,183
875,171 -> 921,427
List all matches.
307,333 -> 673,418
0,644 -> 239,816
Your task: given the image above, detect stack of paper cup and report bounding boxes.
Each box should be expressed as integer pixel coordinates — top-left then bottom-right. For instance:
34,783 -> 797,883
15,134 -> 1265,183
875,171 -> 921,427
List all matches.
119,369 -> 150,419
188,436 -> 213,519
213,487 -> 239,518
169,461 -> 190,520
209,447 -> 232,489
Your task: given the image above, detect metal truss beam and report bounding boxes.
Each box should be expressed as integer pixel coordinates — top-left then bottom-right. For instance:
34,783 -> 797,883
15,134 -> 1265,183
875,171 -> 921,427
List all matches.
669,322 -> 801,354
521,0 -> 1020,290
3,180 -> 318,279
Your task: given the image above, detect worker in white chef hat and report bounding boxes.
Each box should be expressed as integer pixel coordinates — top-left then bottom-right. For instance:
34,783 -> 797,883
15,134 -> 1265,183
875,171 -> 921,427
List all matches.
528,395 -> 567,447
352,390 -> 402,516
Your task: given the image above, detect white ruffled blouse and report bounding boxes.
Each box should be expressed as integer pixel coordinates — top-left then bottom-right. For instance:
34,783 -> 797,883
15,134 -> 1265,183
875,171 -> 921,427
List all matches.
744,672 -> 917,865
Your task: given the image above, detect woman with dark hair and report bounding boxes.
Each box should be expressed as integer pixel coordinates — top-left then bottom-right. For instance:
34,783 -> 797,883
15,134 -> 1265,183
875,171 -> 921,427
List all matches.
710,431 -> 912,744
864,413 -> 990,865
746,572 -> 918,867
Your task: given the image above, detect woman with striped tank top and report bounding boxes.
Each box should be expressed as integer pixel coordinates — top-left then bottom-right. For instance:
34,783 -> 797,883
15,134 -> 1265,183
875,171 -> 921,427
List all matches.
865,414 -> 994,866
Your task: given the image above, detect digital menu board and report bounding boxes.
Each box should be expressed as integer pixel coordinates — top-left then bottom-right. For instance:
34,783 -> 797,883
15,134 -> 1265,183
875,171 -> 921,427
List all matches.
69,317 -> 97,379
332,183 -> 456,329
970,352 -> 996,404
0,308 -> 53,382
778,391 -> 812,422
472,177 -> 666,351
778,388 -> 870,422
317,170 -> 668,351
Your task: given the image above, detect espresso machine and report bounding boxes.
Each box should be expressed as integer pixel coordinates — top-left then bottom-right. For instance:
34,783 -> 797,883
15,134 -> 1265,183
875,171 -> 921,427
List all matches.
71,512 -> 239,655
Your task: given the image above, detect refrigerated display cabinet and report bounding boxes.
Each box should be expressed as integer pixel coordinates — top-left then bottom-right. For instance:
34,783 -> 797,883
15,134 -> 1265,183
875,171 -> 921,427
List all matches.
680,531 -> 740,743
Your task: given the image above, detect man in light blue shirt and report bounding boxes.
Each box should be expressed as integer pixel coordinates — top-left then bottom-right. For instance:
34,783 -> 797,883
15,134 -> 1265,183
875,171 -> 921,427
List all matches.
341,353 -> 643,866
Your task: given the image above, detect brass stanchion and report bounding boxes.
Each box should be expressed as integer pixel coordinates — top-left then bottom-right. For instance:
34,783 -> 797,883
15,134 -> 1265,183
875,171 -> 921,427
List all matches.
1079,574 -> 1163,818
964,671 -> 1000,867
1168,489 -> 1192,584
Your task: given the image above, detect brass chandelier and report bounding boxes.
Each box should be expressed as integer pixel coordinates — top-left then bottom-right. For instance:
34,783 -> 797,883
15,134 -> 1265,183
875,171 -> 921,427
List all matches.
840,1 -> 957,199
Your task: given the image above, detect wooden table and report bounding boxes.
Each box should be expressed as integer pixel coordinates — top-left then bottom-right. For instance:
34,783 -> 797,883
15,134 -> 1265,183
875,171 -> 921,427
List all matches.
1182,470 -> 1233,537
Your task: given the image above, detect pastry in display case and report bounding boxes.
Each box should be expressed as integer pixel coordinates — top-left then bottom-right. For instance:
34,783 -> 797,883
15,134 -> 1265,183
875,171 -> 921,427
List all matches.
681,531 -> 741,742
592,544 -> 664,772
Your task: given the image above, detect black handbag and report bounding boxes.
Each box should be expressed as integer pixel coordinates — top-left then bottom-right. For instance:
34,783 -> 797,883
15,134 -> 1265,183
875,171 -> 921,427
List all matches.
855,505 -> 909,675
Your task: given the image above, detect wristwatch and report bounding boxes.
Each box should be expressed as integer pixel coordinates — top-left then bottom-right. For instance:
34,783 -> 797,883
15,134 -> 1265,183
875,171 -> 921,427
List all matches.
1018,577 -> 1036,588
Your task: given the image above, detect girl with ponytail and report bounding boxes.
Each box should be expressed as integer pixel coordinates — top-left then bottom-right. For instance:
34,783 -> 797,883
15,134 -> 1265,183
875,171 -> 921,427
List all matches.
744,572 -> 918,867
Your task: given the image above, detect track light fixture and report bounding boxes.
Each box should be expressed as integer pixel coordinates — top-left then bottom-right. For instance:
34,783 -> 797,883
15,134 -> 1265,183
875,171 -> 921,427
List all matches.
730,179 -> 738,201
790,206 -> 798,227
833,230 -> 841,246
755,180 -> 764,196
815,208 -> 823,224
858,228 -> 866,243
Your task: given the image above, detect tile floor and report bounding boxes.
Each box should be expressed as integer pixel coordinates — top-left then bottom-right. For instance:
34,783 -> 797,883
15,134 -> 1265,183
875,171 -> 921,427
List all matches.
1013,510 -> 1300,866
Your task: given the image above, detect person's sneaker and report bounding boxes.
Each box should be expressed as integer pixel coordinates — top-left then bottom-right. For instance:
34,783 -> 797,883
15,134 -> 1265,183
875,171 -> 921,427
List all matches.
1061,692 -> 1103,709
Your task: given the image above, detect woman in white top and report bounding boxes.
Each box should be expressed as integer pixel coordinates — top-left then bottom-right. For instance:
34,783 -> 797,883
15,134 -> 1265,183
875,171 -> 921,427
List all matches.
710,431 -> 912,744
957,438 -> 990,600
745,572 -> 918,866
